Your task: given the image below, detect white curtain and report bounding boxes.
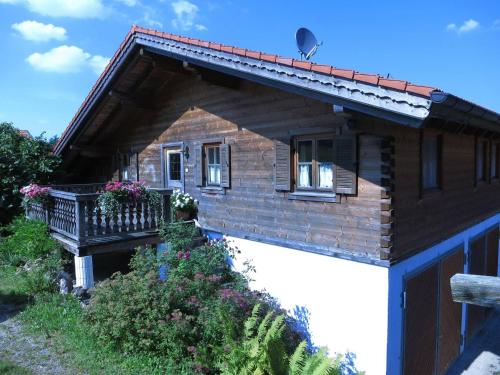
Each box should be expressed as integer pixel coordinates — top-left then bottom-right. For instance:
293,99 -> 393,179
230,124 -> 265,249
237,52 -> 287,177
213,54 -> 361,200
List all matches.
209,166 -> 221,184
298,165 -> 311,187
318,163 -> 333,188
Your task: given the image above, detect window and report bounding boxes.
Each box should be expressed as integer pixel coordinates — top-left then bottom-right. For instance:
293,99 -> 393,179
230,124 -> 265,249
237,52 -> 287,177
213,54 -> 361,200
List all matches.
206,145 -> 221,186
163,146 -> 183,189
295,136 -> 334,192
491,143 -> 498,180
475,139 -> 487,183
195,142 -> 230,190
422,135 -> 441,190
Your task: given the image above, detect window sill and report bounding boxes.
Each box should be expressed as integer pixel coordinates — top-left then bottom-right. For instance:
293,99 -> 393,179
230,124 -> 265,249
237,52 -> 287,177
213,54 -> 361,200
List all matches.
201,186 -> 226,195
288,191 -> 337,203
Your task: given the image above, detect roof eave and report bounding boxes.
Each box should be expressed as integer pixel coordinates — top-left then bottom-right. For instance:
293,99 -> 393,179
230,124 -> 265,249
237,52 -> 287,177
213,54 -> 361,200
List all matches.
429,92 -> 500,134
54,31 -> 436,156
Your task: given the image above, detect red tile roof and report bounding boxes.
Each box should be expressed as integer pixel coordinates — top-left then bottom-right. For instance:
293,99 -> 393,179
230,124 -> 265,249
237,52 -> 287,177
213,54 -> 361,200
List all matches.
131,25 -> 437,97
55,25 -> 438,153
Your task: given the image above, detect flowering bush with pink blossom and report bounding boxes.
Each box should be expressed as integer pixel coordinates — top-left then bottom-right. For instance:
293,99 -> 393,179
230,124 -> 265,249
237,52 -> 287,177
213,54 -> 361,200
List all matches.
86,223 -> 294,373
20,183 -> 51,208
96,180 -> 162,217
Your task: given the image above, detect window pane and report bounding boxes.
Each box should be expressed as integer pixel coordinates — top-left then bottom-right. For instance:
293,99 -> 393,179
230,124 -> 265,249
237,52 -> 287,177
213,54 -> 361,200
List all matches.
317,139 -> 334,162
476,141 -> 484,181
208,165 -> 221,185
491,144 -> 497,178
169,152 -> 181,181
214,147 -> 220,164
298,164 -> 312,188
422,137 -> 438,189
208,148 -> 215,164
298,141 -> 313,162
318,163 -> 333,189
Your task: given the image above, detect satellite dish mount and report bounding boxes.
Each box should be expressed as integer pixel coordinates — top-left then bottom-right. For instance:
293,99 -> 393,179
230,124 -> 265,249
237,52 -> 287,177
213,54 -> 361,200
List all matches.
296,27 -> 322,60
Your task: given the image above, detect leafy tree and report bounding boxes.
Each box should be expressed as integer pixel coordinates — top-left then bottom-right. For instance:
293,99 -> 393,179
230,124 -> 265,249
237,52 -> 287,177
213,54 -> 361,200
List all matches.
0,122 -> 61,225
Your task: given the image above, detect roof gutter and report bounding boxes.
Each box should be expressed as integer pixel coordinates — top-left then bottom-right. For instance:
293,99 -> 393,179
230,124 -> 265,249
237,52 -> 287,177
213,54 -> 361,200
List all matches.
429,92 -> 500,133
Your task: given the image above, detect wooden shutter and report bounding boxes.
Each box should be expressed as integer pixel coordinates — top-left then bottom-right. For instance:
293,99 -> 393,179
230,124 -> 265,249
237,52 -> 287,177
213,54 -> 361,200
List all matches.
194,145 -> 203,187
335,135 -> 357,195
220,144 -> 231,188
274,140 -> 290,191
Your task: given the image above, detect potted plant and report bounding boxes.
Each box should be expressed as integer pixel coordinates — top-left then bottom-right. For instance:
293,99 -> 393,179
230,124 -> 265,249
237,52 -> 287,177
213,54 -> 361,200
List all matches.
20,183 -> 51,209
96,181 -> 162,218
170,189 -> 197,221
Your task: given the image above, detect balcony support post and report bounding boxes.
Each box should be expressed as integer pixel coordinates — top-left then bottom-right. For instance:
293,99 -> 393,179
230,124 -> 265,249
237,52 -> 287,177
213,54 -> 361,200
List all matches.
74,255 -> 94,289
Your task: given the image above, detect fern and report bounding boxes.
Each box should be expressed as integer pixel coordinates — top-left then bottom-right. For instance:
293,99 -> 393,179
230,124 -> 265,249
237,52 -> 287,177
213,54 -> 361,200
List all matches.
289,341 -> 307,375
244,303 -> 263,339
223,307 -> 342,375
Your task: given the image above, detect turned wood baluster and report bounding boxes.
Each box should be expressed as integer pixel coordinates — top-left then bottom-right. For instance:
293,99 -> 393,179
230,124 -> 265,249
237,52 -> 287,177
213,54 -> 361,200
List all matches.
143,201 -> 150,230
150,203 -> 157,230
96,204 -> 103,235
120,204 -> 127,232
112,208 -> 119,233
105,212 -> 111,234
136,202 -> 143,231
128,203 -> 135,231
86,200 -> 94,236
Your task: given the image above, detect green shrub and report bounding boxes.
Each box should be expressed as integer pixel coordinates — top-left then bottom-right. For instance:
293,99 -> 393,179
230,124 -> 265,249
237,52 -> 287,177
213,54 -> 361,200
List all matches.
0,217 -> 59,266
86,224 -> 264,373
0,217 -> 63,297
0,122 -> 60,225
86,222 -> 338,374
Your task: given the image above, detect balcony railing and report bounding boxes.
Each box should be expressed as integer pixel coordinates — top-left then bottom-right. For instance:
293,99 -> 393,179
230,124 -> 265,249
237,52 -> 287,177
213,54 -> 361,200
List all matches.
26,184 -> 172,245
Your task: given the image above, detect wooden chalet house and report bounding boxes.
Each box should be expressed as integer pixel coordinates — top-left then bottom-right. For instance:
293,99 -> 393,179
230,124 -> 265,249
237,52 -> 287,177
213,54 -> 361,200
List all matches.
29,26 -> 500,374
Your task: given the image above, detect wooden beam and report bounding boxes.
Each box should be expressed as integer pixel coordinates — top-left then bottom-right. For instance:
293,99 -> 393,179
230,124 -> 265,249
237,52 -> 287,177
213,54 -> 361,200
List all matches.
108,90 -> 157,110
450,273 -> 500,307
69,145 -> 114,158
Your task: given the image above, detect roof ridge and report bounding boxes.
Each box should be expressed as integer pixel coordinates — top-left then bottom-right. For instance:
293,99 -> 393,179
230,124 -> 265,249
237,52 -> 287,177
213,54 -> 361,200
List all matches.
130,25 -> 438,97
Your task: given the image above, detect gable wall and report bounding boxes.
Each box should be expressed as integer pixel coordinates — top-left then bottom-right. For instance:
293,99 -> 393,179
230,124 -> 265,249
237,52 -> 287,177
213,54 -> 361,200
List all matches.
104,75 -> 385,260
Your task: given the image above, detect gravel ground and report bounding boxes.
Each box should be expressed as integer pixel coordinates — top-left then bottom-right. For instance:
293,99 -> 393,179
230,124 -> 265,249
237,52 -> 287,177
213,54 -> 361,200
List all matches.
446,309 -> 500,375
0,302 -> 79,375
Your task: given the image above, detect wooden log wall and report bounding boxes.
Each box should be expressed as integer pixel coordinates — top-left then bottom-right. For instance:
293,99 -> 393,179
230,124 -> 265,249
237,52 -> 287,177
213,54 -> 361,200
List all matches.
103,75 -> 385,260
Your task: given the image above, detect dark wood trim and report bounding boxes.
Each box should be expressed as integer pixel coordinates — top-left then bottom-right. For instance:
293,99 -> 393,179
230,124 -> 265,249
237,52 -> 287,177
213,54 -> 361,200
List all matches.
380,136 -> 395,260
293,133 -> 336,193
287,191 -> 337,203
201,226 -> 390,267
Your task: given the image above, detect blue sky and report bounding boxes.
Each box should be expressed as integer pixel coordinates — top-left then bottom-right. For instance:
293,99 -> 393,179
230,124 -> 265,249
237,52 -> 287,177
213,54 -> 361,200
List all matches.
0,0 -> 499,138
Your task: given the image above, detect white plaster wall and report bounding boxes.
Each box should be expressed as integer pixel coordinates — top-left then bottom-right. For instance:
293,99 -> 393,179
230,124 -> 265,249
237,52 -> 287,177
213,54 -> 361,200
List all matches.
227,236 -> 389,375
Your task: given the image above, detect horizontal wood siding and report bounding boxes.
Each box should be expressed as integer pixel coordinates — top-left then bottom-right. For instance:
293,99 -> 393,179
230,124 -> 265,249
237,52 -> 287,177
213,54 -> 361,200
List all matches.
103,76 -> 383,259
392,126 -> 500,260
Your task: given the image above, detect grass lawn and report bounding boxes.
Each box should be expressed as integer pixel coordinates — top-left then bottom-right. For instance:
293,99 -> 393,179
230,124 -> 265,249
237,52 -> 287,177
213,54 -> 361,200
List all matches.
0,359 -> 32,375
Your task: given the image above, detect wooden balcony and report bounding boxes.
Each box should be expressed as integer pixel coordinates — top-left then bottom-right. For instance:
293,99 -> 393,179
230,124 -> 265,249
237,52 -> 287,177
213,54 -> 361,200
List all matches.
26,184 -> 172,256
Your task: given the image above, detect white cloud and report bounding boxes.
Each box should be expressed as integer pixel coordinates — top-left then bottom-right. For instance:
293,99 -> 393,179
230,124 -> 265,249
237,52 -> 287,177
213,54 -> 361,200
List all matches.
115,0 -> 138,6
142,9 -> 163,28
447,19 -> 480,34
493,19 -> 500,30
26,45 -> 109,75
12,20 -> 67,42
1,0 -> 108,18
88,55 -> 110,75
171,0 -> 206,31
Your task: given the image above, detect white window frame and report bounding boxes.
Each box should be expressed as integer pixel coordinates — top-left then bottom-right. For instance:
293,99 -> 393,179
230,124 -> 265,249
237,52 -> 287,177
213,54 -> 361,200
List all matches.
162,144 -> 184,190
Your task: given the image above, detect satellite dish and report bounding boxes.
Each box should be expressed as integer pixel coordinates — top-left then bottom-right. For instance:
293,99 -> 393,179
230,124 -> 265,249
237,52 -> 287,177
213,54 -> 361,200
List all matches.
296,27 -> 322,60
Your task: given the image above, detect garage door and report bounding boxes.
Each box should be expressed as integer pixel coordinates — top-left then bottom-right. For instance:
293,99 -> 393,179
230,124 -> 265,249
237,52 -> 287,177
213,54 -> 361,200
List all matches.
467,235 -> 486,342
437,250 -> 464,375
403,263 -> 439,375
486,228 -> 499,277
403,247 -> 464,375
